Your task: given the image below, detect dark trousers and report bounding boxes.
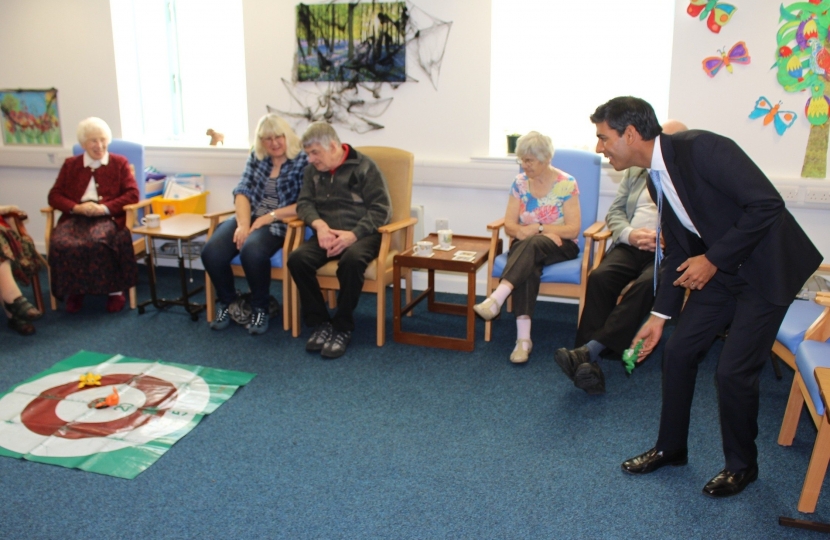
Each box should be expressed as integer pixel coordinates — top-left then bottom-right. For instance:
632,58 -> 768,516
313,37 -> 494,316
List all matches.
200,218 -> 284,310
655,272 -> 789,472
501,235 -> 579,317
287,233 -> 382,332
575,244 -> 655,354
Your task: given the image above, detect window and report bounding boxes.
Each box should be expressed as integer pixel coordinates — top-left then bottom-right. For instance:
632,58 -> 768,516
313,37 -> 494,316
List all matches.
489,0 -> 675,155
110,0 -> 249,147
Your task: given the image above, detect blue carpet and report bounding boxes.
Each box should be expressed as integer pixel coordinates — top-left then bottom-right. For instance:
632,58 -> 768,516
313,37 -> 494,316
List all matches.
0,267 -> 826,538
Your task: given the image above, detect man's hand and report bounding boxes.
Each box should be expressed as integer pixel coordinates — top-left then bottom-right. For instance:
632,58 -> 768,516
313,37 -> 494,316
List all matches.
325,229 -> 357,257
674,254 -> 717,291
632,315 -> 666,360
629,227 -> 658,252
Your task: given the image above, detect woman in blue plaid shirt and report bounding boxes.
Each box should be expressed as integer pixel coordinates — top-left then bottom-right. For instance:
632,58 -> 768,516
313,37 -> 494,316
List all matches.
201,114 -> 308,334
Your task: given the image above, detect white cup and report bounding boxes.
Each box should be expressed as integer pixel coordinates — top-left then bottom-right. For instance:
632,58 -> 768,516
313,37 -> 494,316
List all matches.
437,229 -> 453,248
414,240 -> 434,257
141,214 -> 161,228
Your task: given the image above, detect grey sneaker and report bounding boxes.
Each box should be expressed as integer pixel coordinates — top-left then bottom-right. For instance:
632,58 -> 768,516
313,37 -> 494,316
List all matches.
247,308 -> 269,335
321,330 -> 351,359
210,302 -> 231,330
306,322 -> 333,352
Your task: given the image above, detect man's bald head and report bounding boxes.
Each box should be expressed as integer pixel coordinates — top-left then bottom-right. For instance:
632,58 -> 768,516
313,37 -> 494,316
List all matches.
662,120 -> 688,135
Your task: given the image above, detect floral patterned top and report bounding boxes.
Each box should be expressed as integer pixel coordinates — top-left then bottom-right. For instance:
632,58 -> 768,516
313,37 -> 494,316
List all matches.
510,172 -> 579,226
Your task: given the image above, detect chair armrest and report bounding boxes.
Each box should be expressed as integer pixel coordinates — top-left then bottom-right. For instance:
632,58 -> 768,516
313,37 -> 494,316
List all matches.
815,292 -> 830,307
203,209 -> 235,221
582,221 -> 606,238
124,199 -> 155,230
486,217 -> 505,231
378,216 -> 417,235
819,264 -> 830,273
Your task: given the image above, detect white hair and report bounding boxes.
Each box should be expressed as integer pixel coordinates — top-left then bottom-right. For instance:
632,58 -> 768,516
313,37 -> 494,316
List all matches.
76,117 -> 112,145
515,131 -> 554,164
301,122 -> 341,148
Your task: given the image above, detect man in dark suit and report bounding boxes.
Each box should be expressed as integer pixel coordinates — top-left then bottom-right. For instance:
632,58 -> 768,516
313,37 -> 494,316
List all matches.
589,96 -> 822,498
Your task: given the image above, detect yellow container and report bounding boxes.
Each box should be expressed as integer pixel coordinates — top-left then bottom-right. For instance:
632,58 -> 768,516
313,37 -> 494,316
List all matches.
150,191 -> 209,219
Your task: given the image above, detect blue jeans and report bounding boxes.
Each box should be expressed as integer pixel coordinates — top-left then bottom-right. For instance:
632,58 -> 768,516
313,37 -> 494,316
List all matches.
201,217 -> 285,310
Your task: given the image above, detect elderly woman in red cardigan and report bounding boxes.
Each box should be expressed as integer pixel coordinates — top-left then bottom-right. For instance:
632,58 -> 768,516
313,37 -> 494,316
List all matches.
47,117 -> 139,313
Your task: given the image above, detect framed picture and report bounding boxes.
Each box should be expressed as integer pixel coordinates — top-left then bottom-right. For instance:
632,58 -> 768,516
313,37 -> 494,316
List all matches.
0,88 -> 62,146
296,2 -> 407,83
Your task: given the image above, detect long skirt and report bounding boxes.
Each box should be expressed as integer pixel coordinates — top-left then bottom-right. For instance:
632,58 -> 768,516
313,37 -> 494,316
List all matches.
0,224 -> 45,286
49,216 -> 138,297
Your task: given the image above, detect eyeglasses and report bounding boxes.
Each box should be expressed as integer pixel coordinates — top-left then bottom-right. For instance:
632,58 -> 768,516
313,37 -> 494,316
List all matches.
516,157 -> 538,167
259,135 -> 284,143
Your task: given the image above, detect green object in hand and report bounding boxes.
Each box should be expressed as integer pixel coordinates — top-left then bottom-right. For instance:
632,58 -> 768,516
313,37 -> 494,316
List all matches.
622,339 -> 644,375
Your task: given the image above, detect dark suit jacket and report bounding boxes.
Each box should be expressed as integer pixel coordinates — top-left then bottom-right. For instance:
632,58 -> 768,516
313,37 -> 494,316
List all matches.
48,153 -> 139,229
648,130 -> 822,317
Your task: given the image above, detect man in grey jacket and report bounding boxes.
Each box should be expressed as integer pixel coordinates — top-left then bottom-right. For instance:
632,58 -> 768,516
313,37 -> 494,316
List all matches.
555,120 -> 687,393
288,123 -> 392,359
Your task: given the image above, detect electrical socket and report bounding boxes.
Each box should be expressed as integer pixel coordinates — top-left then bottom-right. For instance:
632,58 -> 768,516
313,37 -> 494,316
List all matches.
778,185 -> 800,202
436,218 -> 449,231
804,188 -> 830,204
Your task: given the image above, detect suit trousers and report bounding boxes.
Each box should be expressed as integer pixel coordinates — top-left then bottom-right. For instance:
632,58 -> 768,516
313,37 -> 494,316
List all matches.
500,235 -> 579,317
655,271 -> 788,472
287,233 -> 382,332
575,244 -> 655,354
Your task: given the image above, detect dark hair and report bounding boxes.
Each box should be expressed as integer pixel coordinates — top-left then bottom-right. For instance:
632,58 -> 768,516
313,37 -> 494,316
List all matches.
590,97 -> 662,141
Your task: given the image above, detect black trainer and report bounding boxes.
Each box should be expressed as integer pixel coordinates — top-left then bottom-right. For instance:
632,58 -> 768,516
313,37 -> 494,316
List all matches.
321,330 -> 351,359
574,362 -> 606,395
554,346 -> 591,381
210,302 -> 231,330
247,308 -> 269,335
306,322 -> 333,352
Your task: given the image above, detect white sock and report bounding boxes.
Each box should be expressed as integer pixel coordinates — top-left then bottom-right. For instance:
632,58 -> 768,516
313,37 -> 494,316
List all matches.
515,317 -> 531,350
491,283 -> 512,307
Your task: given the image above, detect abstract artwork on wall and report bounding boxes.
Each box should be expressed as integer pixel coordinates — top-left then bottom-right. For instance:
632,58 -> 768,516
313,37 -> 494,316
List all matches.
0,88 -> 62,146
274,1 -> 452,133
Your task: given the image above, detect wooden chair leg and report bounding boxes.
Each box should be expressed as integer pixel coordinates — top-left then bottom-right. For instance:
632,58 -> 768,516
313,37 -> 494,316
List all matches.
129,286 -> 137,310
30,273 -> 45,313
326,289 -> 336,309
291,279 -> 301,337
404,268 -> 412,317
204,274 -> 215,323
282,277 -> 291,332
376,283 -> 386,347
779,374 -> 806,446
798,416 -> 830,513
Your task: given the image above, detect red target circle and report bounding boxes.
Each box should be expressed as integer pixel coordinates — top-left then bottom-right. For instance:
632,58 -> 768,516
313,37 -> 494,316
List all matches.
20,374 -> 177,439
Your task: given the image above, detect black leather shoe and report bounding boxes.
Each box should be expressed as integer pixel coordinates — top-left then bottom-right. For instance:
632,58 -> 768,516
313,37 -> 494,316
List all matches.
702,465 -> 758,498
621,447 -> 688,475
574,362 -> 605,394
554,346 -> 591,381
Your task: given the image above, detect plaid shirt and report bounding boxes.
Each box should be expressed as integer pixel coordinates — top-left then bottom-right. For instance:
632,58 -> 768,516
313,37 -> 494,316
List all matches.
232,151 -> 308,237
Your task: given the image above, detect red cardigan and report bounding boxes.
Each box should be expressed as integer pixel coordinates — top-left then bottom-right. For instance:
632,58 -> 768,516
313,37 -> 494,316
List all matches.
48,153 -> 139,229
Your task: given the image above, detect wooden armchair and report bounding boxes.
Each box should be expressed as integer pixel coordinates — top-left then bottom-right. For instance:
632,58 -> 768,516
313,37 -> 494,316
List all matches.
773,264 -> 830,372
778,291 -> 830,513
202,211 -> 301,329
482,149 -> 605,341
289,146 -> 416,346
0,208 -> 44,312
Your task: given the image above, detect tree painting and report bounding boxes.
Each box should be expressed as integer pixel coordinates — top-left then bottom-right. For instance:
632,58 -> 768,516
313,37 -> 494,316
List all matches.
775,1 -> 830,177
296,2 -> 407,83
0,89 -> 62,146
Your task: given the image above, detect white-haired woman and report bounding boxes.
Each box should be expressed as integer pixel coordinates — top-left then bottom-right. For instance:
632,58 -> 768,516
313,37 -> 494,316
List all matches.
47,117 -> 139,313
474,131 -> 581,363
201,114 -> 308,334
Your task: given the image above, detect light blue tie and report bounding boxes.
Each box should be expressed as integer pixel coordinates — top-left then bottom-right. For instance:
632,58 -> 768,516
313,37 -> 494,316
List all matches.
651,170 -> 663,294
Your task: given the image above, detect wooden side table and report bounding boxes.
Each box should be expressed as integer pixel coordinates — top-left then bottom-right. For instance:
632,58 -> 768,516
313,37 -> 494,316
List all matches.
132,214 -> 209,321
393,234 -> 501,351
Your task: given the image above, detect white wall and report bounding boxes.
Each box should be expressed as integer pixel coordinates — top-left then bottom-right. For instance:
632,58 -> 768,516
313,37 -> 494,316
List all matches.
0,0 -> 826,296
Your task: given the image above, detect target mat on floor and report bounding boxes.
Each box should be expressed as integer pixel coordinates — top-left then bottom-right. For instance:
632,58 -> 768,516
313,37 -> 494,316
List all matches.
0,351 -> 255,479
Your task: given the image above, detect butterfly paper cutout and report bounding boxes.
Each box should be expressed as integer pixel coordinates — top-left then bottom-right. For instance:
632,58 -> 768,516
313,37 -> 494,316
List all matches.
688,0 -> 736,34
702,42 -> 751,77
749,97 -> 797,135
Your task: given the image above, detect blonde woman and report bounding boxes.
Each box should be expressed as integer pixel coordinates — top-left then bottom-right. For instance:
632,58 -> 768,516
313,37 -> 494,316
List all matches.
201,114 -> 308,335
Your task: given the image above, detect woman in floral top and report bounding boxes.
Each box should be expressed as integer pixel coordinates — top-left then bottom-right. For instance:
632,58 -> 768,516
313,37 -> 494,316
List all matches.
474,131 -> 581,363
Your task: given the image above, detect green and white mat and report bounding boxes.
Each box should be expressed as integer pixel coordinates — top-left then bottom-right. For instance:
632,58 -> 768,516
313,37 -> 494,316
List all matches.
0,351 -> 254,479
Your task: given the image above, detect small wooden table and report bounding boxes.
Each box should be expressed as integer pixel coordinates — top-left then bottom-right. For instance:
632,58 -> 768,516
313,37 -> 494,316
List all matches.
132,213 -> 209,321
393,234 -> 501,351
